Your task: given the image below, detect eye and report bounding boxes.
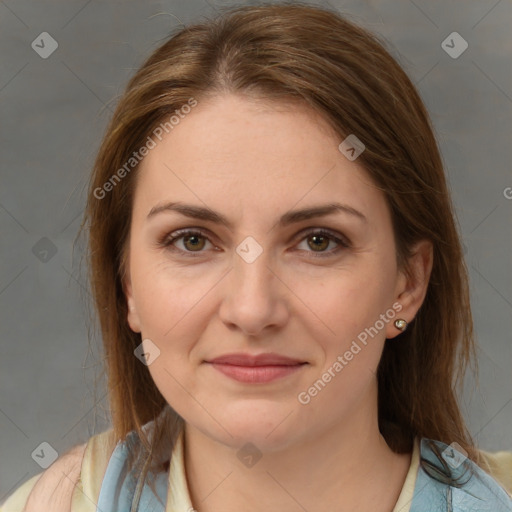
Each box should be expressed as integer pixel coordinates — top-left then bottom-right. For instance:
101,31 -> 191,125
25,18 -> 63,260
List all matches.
294,228 -> 350,258
158,227 -> 350,258
159,228 -> 215,256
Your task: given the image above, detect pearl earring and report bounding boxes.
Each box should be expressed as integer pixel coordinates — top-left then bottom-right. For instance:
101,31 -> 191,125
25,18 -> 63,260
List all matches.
394,319 -> 408,332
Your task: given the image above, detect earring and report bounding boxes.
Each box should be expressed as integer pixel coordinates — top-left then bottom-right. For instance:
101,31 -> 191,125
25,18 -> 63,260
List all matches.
394,319 -> 408,332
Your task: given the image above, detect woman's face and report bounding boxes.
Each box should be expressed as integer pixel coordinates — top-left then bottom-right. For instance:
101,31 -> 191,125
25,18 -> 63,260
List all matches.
124,94 -> 426,451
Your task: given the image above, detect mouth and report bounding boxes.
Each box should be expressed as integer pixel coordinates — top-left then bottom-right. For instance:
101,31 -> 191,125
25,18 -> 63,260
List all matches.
204,353 -> 308,383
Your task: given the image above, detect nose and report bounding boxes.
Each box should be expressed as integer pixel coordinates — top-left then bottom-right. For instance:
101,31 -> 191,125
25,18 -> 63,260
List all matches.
218,246 -> 289,337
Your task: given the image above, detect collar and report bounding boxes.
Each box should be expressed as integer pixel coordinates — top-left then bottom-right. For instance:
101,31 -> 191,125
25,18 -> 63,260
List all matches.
96,429 -> 512,512
408,438 -> 512,511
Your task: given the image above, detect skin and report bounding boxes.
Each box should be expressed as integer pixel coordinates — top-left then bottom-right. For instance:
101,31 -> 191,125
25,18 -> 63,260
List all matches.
124,94 -> 433,511
23,443 -> 86,512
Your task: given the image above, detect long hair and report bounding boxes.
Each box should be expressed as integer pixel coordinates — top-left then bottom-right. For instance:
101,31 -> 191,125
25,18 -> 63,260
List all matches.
78,1 -> 484,498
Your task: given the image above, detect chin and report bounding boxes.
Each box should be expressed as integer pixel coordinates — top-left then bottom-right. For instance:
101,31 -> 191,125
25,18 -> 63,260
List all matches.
204,401 -> 303,452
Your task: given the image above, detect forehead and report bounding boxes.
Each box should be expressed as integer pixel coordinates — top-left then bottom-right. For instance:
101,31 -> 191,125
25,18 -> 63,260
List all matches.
132,94 -> 385,226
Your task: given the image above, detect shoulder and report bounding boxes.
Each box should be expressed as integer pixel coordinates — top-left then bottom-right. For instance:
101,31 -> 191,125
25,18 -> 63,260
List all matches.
0,428 -> 117,512
21,443 -> 87,512
478,447 -> 512,496
416,438 -> 512,511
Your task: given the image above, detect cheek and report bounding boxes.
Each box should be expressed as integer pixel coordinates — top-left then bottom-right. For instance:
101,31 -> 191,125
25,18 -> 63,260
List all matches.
298,263 -> 394,341
130,253 -> 210,335
294,270 -> 392,415
131,263 -> 224,393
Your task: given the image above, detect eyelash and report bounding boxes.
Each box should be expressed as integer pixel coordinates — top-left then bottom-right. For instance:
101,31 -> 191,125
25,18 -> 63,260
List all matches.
158,227 -> 351,259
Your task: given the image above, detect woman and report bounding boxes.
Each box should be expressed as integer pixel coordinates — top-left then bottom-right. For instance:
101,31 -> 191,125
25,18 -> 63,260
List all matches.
2,3 -> 511,511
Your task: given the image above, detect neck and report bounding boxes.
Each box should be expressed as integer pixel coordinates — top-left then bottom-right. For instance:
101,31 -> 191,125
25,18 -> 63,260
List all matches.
182,389 -> 412,512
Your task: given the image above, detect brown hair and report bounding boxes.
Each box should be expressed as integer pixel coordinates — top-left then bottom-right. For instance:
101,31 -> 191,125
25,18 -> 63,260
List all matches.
79,0 -> 484,497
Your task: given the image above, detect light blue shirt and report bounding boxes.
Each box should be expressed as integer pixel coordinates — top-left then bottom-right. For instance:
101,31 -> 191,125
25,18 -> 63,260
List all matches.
96,428 -> 512,512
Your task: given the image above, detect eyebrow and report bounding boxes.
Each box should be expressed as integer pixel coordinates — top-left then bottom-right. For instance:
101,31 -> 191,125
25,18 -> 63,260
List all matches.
146,201 -> 367,228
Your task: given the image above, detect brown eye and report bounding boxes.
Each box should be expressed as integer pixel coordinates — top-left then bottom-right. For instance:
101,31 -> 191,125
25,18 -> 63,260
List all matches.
182,233 -> 206,251
296,228 -> 350,258
160,229 -> 214,256
307,233 -> 330,252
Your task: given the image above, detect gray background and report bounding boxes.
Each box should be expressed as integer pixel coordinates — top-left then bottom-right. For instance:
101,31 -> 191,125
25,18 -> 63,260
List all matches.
1,0 -> 511,501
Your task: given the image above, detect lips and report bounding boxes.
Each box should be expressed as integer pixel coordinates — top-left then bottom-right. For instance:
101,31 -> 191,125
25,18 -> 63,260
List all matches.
204,353 -> 307,383
206,353 -> 306,366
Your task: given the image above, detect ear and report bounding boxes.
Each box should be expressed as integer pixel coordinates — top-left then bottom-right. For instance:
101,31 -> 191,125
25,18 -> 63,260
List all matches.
386,239 -> 433,339
124,272 -> 142,334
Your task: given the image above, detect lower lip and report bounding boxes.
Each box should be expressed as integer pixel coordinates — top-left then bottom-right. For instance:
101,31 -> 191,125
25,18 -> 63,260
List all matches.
207,362 -> 306,383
